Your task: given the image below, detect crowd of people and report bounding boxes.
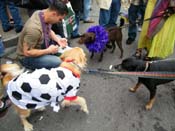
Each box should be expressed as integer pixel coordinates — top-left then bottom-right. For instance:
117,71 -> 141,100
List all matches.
0,0 -> 175,117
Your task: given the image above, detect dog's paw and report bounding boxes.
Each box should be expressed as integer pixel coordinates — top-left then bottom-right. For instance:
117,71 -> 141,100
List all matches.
145,104 -> 152,110
81,107 -> 89,114
24,122 -> 33,131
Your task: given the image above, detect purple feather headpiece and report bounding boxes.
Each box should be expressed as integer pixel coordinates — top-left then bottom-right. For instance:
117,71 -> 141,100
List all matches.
85,26 -> 109,53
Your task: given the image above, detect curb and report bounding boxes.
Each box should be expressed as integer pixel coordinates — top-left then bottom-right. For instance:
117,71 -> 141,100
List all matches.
3,34 -> 19,48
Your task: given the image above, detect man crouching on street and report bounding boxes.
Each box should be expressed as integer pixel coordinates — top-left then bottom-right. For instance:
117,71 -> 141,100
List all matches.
16,0 -> 68,70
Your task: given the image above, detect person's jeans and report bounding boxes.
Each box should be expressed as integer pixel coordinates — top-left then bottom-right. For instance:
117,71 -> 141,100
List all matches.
0,0 -> 23,31
128,3 -> 146,40
83,0 -> 91,21
0,37 -> 4,57
99,0 -> 121,27
20,55 -> 62,70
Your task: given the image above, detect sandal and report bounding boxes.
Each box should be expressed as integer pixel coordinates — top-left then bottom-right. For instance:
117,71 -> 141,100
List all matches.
0,96 -> 11,118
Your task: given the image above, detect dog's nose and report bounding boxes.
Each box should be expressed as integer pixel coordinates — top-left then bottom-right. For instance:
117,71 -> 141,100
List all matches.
109,64 -> 122,71
78,39 -> 83,44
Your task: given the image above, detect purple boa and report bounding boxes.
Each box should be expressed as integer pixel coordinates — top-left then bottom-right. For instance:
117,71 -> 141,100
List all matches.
85,26 -> 109,53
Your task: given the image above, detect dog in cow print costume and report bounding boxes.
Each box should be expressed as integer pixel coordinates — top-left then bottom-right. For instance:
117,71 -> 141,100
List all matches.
1,47 -> 88,131
7,67 -> 80,112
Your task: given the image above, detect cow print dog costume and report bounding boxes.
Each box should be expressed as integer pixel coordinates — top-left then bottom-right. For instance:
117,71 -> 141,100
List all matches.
7,67 -> 80,112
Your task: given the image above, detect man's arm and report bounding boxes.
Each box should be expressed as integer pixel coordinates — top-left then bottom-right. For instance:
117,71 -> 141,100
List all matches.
23,43 -> 59,57
22,28 -> 59,57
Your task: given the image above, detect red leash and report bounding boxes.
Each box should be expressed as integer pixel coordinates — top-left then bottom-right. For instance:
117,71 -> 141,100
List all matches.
85,68 -> 175,80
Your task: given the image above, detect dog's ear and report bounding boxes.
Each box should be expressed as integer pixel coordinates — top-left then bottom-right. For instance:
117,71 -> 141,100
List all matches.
72,47 -> 87,68
60,47 -> 87,68
78,34 -> 85,44
61,57 -> 75,63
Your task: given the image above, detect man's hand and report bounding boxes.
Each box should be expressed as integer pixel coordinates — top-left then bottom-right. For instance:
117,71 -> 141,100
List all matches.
57,38 -> 68,47
50,30 -> 68,47
47,45 -> 59,54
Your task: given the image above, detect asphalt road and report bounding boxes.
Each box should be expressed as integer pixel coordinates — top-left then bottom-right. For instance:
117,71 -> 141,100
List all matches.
1,2 -> 175,131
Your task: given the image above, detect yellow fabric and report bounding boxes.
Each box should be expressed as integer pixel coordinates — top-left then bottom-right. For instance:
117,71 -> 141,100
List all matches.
138,0 -> 175,58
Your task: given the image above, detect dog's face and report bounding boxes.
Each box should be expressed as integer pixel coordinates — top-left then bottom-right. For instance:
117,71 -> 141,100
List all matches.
1,63 -> 22,87
60,47 -> 87,68
78,32 -> 96,44
113,57 -> 145,71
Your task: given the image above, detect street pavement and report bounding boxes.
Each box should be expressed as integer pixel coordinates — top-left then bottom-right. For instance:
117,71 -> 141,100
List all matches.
1,1 -> 175,131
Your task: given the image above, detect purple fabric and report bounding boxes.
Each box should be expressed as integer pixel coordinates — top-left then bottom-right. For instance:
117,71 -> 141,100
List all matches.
85,26 -> 109,53
147,0 -> 170,38
39,11 -> 51,48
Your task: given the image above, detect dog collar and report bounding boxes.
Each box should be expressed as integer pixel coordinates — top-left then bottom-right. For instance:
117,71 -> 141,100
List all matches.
62,60 -> 81,78
62,66 -> 80,78
144,61 -> 153,72
64,59 -> 83,74
64,96 -> 77,101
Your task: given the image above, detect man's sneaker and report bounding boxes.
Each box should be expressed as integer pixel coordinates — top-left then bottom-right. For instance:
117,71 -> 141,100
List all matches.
3,26 -> 14,32
126,38 -> 134,45
138,26 -> 142,32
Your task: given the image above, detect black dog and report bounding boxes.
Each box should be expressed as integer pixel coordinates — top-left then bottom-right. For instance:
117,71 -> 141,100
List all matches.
112,54 -> 175,110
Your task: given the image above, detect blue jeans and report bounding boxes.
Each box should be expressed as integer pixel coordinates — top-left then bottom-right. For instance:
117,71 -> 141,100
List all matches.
99,0 -> 121,27
0,37 -> 4,57
0,0 -> 23,31
128,3 -> 146,40
83,0 -> 91,21
20,55 -> 62,70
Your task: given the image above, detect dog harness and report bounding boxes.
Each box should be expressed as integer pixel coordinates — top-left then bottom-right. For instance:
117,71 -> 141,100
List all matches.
7,67 -> 80,112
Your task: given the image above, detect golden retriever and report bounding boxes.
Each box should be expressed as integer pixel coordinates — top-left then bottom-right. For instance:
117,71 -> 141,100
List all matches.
1,47 -> 89,131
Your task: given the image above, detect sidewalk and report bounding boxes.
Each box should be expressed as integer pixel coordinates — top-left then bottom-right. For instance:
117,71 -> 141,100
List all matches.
0,8 -> 29,48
